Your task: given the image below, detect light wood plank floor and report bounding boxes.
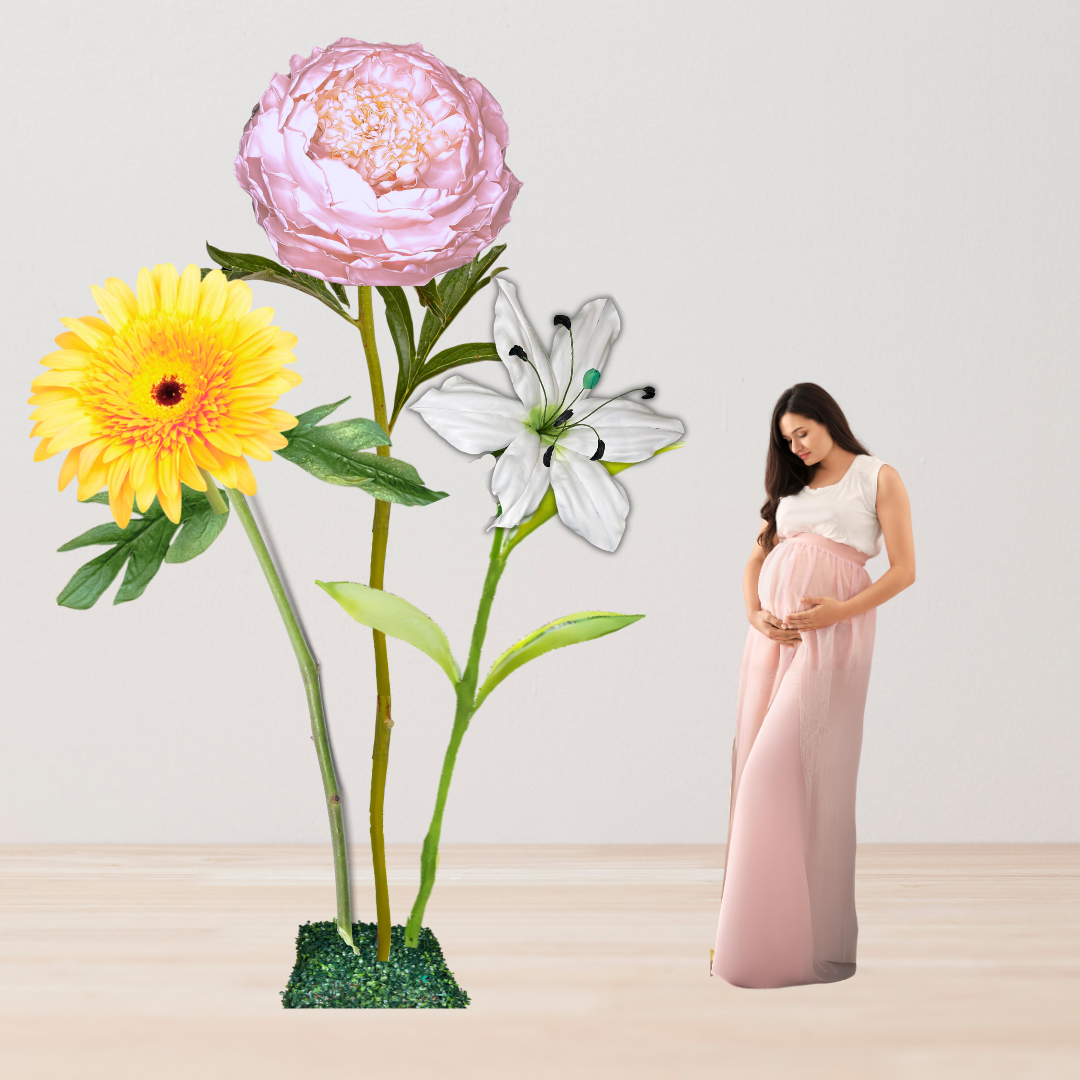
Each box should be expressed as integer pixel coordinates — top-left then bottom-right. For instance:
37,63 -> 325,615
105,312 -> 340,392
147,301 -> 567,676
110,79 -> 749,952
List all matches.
1,844 -> 1077,1079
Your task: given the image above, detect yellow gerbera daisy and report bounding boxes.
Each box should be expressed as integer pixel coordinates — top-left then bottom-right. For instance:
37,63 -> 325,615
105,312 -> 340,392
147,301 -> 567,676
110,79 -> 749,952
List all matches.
30,263 -> 301,528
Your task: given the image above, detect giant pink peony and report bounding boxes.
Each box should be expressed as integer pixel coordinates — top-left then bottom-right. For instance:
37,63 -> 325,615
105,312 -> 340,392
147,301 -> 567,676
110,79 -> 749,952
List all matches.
235,39 -> 522,286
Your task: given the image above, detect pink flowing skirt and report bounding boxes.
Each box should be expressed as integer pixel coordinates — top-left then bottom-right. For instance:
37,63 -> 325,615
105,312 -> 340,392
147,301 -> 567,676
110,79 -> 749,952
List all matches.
712,533 -> 876,988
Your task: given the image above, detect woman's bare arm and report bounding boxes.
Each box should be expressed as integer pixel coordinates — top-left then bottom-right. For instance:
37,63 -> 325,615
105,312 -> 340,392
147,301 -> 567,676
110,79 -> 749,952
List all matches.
746,523 -> 802,644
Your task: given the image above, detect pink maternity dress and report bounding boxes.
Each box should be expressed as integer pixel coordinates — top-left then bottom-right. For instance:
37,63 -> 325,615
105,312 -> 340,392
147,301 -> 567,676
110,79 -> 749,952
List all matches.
712,454 -> 887,988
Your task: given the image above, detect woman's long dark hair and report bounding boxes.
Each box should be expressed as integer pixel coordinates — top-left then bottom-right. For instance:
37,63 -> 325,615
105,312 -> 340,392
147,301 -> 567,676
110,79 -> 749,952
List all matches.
758,383 -> 870,554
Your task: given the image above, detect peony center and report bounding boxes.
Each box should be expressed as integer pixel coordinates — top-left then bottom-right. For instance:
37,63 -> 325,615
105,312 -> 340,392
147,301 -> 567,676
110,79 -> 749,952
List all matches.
309,84 -> 450,194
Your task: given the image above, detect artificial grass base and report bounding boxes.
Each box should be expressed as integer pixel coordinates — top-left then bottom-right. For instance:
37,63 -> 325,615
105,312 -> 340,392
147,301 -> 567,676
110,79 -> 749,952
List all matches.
281,921 -> 470,1009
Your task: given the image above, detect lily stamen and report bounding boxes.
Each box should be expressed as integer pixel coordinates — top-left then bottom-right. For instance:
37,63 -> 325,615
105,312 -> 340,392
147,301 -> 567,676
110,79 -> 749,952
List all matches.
508,345 -> 549,414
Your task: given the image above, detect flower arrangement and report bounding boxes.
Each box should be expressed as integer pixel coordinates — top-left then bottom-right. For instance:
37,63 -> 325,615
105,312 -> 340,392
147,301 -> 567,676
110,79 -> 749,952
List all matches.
30,37 -> 683,1008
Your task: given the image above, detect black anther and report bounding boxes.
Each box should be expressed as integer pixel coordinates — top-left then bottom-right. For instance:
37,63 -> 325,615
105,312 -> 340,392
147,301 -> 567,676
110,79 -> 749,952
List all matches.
642,386 -> 656,399
591,439 -> 606,461
509,345 -> 528,361
543,445 -> 555,467
553,314 -> 571,330
553,409 -> 573,426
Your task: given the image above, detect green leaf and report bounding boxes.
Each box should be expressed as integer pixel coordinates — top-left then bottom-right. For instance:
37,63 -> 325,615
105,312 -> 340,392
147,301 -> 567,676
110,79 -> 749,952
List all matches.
474,611 -> 644,709
56,484 -> 231,609
415,244 -> 507,366
317,581 -> 460,684
275,415 -> 445,506
387,244 -> 507,426
289,398 -> 352,436
58,519 -> 152,552
115,515 -> 180,602
416,341 -> 500,383
167,486 -> 230,564
57,545 -> 136,610
205,244 -> 351,321
375,286 -> 417,416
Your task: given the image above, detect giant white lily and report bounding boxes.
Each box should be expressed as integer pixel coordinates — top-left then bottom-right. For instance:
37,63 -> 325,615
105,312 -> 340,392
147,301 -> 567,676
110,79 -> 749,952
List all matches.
412,279 -> 684,551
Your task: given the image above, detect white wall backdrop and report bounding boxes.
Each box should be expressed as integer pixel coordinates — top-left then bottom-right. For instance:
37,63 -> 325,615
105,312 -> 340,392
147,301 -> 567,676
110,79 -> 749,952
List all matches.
1,1 -> 1077,845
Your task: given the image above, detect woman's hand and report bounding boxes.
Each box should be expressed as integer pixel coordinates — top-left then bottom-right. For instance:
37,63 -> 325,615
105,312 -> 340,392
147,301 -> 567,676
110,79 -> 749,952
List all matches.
749,608 -> 802,645
784,596 -> 848,631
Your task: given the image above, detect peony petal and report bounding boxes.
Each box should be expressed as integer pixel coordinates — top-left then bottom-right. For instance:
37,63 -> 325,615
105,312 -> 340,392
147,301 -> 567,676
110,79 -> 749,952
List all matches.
493,279 -> 557,413
548,298 -> 621,400
549,450 -> 630,552
490,428 -> 551,530
412,375 -> 527,454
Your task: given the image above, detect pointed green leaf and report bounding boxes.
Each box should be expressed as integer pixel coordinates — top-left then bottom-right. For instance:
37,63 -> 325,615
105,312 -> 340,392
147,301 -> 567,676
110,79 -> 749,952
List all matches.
475,611 -> 644,708
56,485 -> 231,609
415,245 -> 507,364
317,581 -> 460,684
57,519 -> 151,552
417,341 -> 500,383
275,416 -> 443,505
376,285 -> 418,415
114,515 -> 180,603
167,486 -> 230,564
290,398 -> 351,436
205,244 -> 351,320
310,418 -> 391,453
57,545 -> 133,610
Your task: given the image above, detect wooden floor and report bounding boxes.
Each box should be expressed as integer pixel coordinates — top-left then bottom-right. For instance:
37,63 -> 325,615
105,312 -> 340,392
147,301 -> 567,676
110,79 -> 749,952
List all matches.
1,845 -> 1077,1079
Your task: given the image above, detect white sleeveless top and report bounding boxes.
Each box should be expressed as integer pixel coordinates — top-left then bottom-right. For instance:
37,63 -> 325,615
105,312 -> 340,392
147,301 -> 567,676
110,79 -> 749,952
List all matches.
775,454 -> 887,557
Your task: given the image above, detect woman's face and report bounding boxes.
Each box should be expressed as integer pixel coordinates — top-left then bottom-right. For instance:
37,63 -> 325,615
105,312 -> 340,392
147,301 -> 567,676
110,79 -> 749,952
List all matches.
779,412 -> 834,466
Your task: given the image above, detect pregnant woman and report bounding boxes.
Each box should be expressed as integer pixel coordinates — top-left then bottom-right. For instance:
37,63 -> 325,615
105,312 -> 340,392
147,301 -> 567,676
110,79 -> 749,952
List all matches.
712,383 -> 915,988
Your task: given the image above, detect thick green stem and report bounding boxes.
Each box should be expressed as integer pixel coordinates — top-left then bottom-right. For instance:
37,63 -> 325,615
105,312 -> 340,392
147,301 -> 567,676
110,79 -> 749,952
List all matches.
405,528 -> 509,947
228,487 -> 356,951
357,285 -> 395,962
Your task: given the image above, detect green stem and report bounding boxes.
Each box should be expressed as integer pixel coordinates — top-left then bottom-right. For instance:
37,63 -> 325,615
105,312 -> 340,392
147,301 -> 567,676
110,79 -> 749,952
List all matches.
357,285 -> 395,963
405,527 -> 509,948
227,486 -> 356,952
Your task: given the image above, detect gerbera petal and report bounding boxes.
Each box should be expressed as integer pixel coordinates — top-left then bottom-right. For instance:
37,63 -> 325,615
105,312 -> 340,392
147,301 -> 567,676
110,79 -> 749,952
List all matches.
198,270 -> 228,321
548,298 -> 621,398
264,409 -> 299,432
493,279 -> 557,412
579,398 -> 685,462
490,428 -> 552,530
32,438 -> 55,462
110,477 -> 135,529
152,264 -> 180,314
58,448 -> 80,491
549,450 -> 630,552
177,264 -> 202,318
178,443 -> 207,490
412,375 -> 528,454
135,267 -> 158,316
221,280 -> 253,322
205,427 -> 244,457
231,455 -> 258,495
58,317 -> 111,352
135,458 -> 159,513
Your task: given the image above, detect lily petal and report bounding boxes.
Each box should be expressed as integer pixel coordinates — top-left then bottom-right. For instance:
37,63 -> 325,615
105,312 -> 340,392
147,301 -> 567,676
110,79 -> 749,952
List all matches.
549,449 -> 630,552
491,428 -> 552,530
493,279 -> 558,413
578,398 -> 685,462
412,375 -> 528,454
548,298 -> 621,399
